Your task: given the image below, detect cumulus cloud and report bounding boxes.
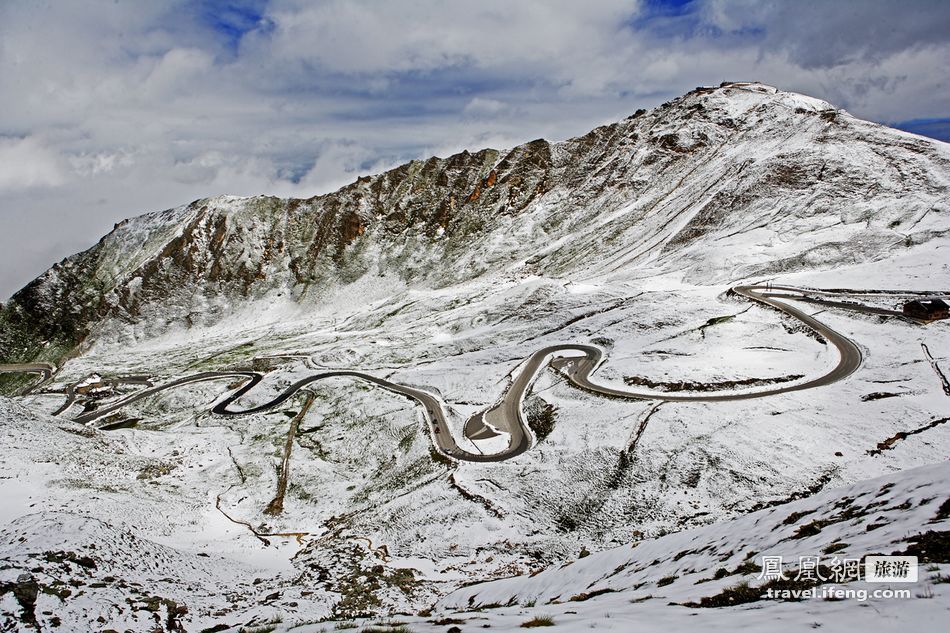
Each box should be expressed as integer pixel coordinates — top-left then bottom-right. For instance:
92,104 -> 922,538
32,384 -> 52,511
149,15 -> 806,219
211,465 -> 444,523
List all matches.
0,0 -> 947,298
462,98 -> 511,119
701,0 -> 950,69
253,0 -> 639,79
0,137 -> 67,191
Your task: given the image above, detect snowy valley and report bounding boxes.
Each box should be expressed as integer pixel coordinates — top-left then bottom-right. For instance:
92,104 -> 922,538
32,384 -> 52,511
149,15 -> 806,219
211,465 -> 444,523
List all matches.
0,82 -> 949,631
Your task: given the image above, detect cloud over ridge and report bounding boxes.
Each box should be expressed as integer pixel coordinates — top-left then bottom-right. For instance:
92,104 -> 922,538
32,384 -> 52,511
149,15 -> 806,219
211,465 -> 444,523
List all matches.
1,0 -> 948,298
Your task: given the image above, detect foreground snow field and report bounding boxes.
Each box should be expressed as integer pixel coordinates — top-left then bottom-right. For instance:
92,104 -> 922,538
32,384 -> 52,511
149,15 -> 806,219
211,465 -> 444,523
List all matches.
1,83 -> 948,629
2,390 -> 946,630
316,461 -> 950,633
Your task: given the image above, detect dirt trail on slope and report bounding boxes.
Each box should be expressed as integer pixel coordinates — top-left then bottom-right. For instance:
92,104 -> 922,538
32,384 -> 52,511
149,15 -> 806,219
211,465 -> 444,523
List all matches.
265,392 -> 315,516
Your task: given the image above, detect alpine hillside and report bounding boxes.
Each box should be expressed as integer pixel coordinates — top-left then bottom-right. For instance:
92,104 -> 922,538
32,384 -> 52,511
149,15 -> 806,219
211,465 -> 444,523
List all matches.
1,82 -> 949,631
2,82 -> 947,365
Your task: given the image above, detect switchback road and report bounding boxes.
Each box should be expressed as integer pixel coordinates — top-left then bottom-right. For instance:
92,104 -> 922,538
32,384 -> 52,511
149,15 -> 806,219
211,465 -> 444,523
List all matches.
1,285 -> 939,462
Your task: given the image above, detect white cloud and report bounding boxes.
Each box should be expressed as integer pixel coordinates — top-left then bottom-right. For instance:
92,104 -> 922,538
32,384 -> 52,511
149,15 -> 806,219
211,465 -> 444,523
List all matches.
254,0 -> 641,78
463,98 -> 510,118
141,48 -> 215,100
295,142 -> 402,194
0,137 -> 66,191
0,0 -> 948,298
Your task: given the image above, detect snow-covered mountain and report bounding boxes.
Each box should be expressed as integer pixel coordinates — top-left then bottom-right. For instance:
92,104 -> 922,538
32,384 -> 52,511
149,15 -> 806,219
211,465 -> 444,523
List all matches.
1,83 -> 948,631
2,82 -> 947,364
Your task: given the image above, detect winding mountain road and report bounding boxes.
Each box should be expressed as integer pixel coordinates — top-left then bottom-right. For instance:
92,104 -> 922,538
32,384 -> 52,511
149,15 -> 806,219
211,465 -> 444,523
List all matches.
0,285 -> 937,462
0,363 -> 55,394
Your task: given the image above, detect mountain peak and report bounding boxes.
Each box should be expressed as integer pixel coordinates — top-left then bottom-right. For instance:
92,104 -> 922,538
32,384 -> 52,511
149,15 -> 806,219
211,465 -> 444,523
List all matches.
1,82 -> 949,629
1,84 -> 947,364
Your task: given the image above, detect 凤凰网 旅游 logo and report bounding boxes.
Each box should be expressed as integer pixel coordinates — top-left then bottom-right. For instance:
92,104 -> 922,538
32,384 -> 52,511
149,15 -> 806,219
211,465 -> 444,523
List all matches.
865,556 -> 918,583
756,554 -> 917,601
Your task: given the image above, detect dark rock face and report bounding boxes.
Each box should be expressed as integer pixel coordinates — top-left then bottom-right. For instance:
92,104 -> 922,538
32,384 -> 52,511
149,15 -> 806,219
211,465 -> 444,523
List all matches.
0,129 -> 568,363
0,573 -> 39,629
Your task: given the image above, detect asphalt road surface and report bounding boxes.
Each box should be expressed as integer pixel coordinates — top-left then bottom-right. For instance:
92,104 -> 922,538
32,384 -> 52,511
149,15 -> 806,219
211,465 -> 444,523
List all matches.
0,362 -> 55,394
1,285 -> 934,462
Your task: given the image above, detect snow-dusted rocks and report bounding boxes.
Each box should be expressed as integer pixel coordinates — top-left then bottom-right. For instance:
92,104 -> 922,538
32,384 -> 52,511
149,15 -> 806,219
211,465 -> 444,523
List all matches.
1,83 -> 948,630
2,82 -> 948,363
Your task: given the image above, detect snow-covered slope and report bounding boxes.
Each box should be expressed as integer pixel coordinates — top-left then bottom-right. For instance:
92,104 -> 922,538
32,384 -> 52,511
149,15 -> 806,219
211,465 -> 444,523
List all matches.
439,461 -> 949,613
1,82 -> 947,364
2,391 -> 945,631
304,462 -> 950,632
0,397 -> 336,630
1,83 -> 949,630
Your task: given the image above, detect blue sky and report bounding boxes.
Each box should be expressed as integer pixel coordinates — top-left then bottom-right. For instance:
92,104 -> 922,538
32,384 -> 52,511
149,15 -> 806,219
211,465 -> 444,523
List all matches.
196,0 -> 269,53
0,0 -> 948,298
